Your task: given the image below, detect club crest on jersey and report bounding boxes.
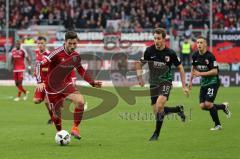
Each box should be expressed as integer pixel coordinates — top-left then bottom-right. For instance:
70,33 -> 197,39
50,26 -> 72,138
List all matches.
205,59 -> 209,65
165,56 -> 170,62
61,58 -> 65,62
73,56 -> 77,63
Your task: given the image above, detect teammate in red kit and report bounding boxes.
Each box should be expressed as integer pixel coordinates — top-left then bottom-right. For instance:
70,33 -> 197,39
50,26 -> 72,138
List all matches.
33,36 -> 53,124
11,40 -> 31,101
36,31 -> 102,139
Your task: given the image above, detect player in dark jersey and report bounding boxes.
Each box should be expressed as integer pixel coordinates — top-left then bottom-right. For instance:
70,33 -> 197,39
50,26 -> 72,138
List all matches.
189,36 -> 231,131
136,28 -> 189,141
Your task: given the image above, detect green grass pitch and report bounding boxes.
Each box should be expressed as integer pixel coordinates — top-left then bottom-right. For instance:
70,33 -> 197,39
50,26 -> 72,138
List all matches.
0,86 -> 239,159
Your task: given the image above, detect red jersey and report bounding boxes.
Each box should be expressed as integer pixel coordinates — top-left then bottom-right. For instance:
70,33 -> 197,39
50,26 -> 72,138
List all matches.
34,49 -> 50,82
36,46 -> 93,93
11,48 -> 27,72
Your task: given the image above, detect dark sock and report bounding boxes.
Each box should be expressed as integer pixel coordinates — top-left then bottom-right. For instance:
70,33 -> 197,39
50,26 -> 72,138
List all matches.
209,106 -> 221,126
202,107 -> 209,111
164,106 -> 180,115
214,104 -> 225,111
154,112 -> 165,136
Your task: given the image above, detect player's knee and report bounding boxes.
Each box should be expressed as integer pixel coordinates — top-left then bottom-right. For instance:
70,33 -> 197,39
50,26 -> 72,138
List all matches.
200,104 -> 207,110
75,99 -> 85,108
204,102 -> 213,109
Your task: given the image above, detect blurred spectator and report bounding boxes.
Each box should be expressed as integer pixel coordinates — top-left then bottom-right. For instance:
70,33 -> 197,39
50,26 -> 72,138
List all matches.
23,35 -> 35,44
180,38 -> 192,67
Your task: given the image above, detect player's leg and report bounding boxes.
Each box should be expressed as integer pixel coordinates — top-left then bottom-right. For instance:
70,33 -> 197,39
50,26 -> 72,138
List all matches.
212,85 -> 231,118
46,93 -> 63,131
34,88 -> 53,124
204,84 -> 222,130
16,72 -> 29,100
66,91 -> 84,139
17,72 -> 27,94
149,95 -> 167,141
13,72 -> 21,101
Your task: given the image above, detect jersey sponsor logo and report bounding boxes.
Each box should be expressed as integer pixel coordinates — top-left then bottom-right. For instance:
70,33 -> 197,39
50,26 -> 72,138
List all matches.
153,61 -> 166,68
165,56 -> 170,62
196,65 -> 208,71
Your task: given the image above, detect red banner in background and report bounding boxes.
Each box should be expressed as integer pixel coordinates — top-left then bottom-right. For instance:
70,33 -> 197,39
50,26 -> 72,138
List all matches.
213,42 -> 240,63
212,32 -> 240,63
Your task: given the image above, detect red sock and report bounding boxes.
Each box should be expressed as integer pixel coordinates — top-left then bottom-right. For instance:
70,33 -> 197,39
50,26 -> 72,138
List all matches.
17,90 -> 21,97
18,85 -> 26,94
52,101 -> 63,131
73,106 -> 84,127
52,115 -> 62,131
52,107 -> 62,131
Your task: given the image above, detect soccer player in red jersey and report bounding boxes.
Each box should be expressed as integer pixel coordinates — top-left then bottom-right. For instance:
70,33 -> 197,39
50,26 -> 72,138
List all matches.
33,36 -> 53,124
11,40 -> 31,101
36,31 -> 102,139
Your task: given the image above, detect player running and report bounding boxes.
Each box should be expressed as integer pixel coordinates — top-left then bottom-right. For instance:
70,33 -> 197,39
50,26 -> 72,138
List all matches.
136,28 -> 189,141
36,31 -> 102,139
10,40 -> 31,101
33,36 -> 53,124
189,36 -> 231,131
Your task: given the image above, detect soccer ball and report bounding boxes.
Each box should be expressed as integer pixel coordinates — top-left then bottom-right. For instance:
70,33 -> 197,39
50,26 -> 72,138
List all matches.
55,130 -> 71,146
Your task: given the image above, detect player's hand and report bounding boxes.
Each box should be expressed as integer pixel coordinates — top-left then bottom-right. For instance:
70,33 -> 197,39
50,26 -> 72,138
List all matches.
138,77 -> 145,87
188,81 -> 193,90
36,83 -> 45,92
182,86 -> 189,97
193,70 -> 201,77
91,81 -> 102,88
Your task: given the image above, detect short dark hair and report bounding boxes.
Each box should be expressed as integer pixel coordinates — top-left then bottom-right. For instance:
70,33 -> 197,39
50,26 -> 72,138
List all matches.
37,36 -> 46,41
153,28 -> 166,38
197,35 -> 207,41
65,31 -> 78,40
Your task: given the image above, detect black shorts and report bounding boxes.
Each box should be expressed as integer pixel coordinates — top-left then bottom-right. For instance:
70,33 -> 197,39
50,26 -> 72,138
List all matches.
150,82 -> 172,105
199,83 -> 220,103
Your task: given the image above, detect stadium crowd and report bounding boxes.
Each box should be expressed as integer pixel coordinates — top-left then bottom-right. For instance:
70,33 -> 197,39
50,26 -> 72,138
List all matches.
0,0 -> 240,31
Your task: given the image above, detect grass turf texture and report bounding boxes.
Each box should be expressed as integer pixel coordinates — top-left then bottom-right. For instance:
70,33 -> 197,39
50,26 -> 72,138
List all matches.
0,86 -> 239,159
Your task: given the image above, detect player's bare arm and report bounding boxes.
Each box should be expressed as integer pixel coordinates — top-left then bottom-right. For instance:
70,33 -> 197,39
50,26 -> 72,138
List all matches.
135,61 -> 144,87
177,64 -> 189,97
189,66 -> 196,90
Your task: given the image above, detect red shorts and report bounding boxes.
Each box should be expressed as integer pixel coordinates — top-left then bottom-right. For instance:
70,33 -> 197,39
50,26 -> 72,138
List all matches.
46,84 -> 77,113
33,88 -> 46,102
13,72 -> 24,81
